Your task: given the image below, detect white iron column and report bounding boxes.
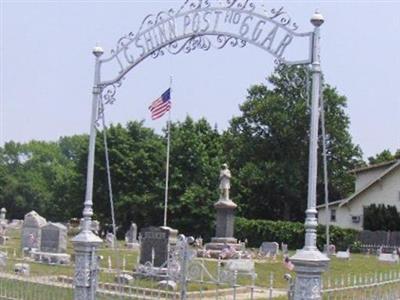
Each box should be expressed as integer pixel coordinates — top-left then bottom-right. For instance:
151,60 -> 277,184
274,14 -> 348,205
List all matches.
71,46 -> 104,300
290,12 -> 329,300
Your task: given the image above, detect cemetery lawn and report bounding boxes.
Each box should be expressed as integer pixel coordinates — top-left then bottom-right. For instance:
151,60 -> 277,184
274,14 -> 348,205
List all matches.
2,229 -> 400,290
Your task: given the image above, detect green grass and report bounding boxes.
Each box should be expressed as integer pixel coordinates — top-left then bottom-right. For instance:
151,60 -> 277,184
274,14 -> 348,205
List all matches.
1,228 -> 400,296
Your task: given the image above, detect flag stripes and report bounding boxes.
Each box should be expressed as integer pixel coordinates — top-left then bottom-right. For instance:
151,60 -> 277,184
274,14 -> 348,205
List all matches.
149,88 -> 171,120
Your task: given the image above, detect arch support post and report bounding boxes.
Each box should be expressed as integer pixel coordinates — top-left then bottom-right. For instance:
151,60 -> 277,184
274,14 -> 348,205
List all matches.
71,46 -> 103,300
290,12 -> 329,300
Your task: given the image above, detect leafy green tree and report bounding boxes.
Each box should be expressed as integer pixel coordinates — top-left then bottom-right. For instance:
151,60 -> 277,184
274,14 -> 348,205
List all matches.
368,149 -> 399,165
0,140 -> 83,220
223,66 -> 363,222
91,121 -> 165,233
90,118 -> 224,238
167,117 -> 223,238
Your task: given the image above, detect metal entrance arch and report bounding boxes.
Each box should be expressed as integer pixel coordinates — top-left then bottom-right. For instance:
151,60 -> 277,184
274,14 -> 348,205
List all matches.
71,1 -> 329,300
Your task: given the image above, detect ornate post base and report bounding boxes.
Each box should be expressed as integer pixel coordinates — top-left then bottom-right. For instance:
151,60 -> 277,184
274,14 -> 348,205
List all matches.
290,249 -> 329,300
72,230 -> 102,300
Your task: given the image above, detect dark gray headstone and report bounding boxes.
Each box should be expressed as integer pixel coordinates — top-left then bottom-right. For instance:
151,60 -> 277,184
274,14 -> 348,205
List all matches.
139,227 -> 169,267
40,222 -> 67,253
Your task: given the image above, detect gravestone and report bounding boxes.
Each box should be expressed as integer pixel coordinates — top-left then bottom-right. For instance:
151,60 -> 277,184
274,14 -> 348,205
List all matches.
0,208 -> 7,225
378,252 -> 399,263
40,222 -> 67,253
21,211 -> 47,249
105,232 -> 115,248
225,259 -> 255,273
0,251 -> 7,267
336,249 -> 350,260
125,223 -> 139,249
281,243 -> 289,255
323,244 -> 336,255
0,208 -> 7,245
259,242 -> 279,256
92,220 -> 100,235
8,220 -> 23,229
139,227 -> 170,267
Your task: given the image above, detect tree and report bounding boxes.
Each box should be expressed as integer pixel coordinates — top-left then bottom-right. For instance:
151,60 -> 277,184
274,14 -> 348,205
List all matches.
91,121 -> 166,234
167,117 -> 223,238
368,149 -> 399,165
0,139 -> 84,220
90,118 -> 224,238
223,66 -> 363,222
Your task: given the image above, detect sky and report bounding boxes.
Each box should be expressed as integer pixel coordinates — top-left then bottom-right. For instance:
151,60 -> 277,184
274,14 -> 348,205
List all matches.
1,0 -> 399,159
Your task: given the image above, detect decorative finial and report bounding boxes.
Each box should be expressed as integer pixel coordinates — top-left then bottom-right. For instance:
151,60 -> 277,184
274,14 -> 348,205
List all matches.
310,10 -> 324,27
92,44 -> 104,57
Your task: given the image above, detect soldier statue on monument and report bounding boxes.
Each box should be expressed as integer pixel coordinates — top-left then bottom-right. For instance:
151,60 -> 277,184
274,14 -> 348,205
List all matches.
219,163 -> 231,201
203,163 -> 242,258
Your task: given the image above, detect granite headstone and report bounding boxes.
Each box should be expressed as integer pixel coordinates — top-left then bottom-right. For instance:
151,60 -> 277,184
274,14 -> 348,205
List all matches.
259,242 -> 279,256
40,222 -> 67,253
139,227 -> 170,267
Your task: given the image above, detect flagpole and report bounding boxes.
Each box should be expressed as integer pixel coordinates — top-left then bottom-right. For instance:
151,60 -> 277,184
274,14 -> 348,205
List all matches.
163,77 -> 172,227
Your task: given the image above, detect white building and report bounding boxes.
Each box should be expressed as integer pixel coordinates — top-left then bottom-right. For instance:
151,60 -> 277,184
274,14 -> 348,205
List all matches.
317,160 -> 400,230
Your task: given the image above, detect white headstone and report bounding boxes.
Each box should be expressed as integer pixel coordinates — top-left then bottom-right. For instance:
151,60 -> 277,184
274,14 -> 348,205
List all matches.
336,249 -> 350,260
21,211 -> 47,249
106,232 -> 115,248
225,259 -> 255,272
378,253 -> 399,263
281,243 -> 289,255
125,223 -> 138,244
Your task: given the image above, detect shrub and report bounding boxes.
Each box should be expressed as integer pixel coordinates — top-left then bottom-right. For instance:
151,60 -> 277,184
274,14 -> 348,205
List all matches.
364,204 -> 400,231
235,217 -> 359,250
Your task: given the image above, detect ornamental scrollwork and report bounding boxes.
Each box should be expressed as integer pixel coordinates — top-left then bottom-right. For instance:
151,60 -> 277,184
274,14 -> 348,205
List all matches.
294,277 -> 321,299
274,63 -> 311,101
102,80 -> 122,106
215,35 -> 247,49
225,0 -> 256,12
265,6 -> 299,31
177,0 -> 211,14
97,0 -> 313,107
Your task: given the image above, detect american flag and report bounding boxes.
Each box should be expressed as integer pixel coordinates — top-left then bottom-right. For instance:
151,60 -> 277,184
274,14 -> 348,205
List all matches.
149,88 -> 171,120
283,255 -> 294,271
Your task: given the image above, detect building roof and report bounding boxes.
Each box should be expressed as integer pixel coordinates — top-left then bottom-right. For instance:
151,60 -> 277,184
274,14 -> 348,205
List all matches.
350,160 -> 398,174
339,160 -> 400,208
316,199 -> 346,209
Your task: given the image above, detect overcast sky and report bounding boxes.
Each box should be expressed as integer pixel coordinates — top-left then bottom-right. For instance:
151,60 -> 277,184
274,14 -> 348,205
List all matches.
1,0 -> 399,159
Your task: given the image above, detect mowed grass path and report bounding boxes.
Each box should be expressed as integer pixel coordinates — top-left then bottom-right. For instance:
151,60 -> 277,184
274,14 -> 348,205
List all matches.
1,228 -> 399,289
